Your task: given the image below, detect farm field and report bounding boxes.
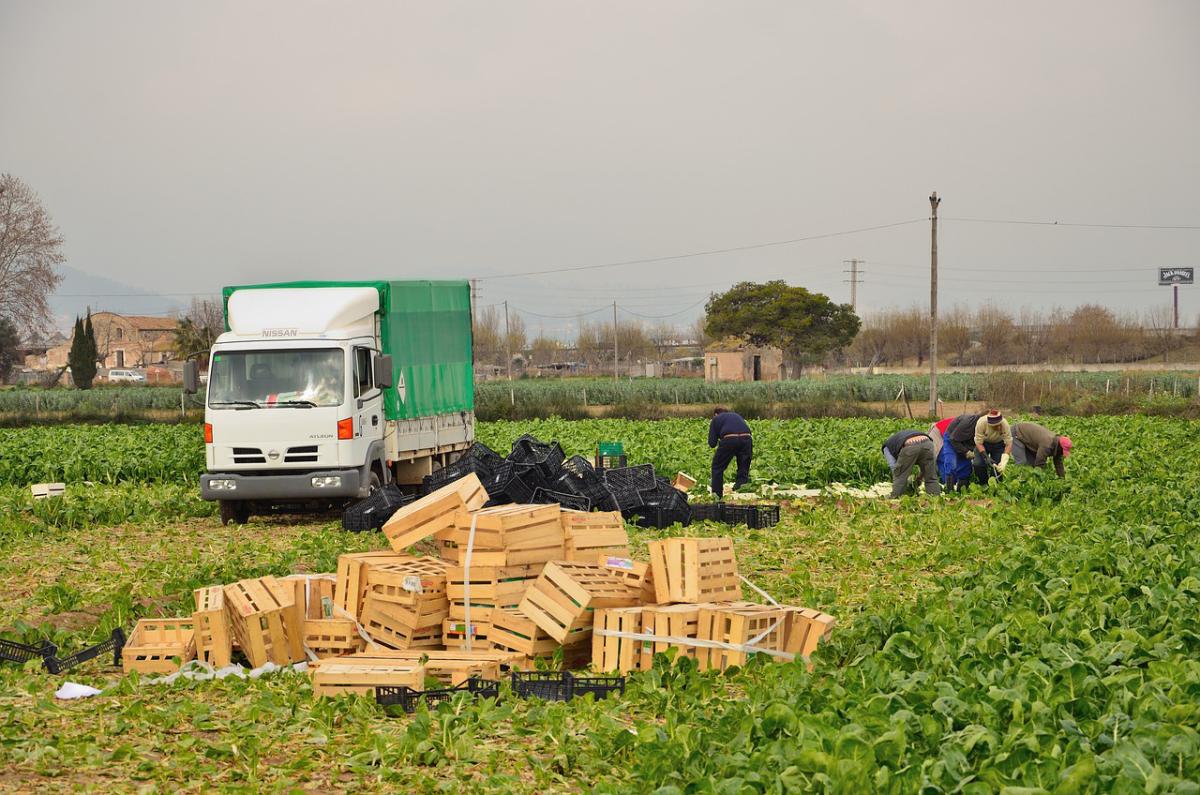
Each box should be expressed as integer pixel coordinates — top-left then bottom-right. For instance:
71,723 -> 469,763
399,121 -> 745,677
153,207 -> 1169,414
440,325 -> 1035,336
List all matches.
0,417 -> 1198,791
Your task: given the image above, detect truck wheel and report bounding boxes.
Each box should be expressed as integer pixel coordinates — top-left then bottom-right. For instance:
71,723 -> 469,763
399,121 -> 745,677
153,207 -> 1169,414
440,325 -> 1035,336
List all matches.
366,470 -> 382,495
219,501 -> 251,526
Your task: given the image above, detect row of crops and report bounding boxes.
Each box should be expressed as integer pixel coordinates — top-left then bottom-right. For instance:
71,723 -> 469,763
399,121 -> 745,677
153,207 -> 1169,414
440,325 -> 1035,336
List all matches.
0,414 -> 1175,491
3,370 -> 1197,416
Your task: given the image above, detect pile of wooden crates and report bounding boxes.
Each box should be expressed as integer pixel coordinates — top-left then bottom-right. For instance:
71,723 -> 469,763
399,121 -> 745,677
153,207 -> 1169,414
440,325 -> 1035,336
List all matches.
118,473 -> 834,695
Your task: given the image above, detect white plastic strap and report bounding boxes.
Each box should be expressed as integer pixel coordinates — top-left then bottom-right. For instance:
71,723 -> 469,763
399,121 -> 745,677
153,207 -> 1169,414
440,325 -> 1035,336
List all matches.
294,573 -> 379,651
591,628 -> 803,663
462,513 -> 479,652
739,574 -> 780,607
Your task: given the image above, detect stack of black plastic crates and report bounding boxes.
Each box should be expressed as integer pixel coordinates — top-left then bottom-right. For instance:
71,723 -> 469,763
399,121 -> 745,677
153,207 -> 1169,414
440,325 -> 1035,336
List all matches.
689,502 -> 780,529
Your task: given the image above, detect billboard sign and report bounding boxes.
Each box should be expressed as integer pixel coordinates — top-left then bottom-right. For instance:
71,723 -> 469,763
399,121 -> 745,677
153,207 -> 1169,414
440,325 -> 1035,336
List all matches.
1158,267 -> 1194,285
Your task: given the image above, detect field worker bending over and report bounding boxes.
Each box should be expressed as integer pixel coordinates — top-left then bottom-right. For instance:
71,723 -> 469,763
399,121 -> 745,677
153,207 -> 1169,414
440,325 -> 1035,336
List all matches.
708,407 -> 752,499
971,409 -> 1012,485
881,429 -> 941,498
1011,421 -> 1073,477
934,415 -> 972,491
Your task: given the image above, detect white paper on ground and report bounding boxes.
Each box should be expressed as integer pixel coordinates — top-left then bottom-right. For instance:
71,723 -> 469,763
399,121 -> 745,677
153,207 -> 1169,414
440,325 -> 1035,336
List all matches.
143,659 -> 307,686
55,682 -> 102,699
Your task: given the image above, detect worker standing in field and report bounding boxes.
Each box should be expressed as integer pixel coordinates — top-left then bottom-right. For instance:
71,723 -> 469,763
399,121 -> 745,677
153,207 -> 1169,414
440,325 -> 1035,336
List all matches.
970,409 -> 1013,485
708,407 -> 752,499
1011,421 -> 1073,477
881,429 -> 941,498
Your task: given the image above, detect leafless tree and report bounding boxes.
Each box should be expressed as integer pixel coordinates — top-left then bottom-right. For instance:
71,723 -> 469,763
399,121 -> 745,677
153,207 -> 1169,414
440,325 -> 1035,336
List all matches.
648,323 -> 678,361
529,334 -> 561,366
1143,305 -> 1180,363
939,306 -> 972,365
0,174 -> 66,335
975,304 -> 1016,366
173,298 -> 225,362
473,305 -> 503,365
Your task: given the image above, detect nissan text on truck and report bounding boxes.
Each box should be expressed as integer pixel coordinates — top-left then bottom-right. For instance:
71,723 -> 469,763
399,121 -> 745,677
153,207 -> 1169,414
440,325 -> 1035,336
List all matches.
186,280 -> 474,525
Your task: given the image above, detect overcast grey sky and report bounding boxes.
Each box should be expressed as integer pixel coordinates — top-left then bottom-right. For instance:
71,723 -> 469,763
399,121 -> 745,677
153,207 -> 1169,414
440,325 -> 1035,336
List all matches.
3,1 -> 1198,336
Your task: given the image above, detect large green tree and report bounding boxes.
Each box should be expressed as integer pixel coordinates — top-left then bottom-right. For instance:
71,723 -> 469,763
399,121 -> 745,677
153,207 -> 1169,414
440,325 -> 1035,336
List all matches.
704,281 -> 860,372
68,312 -> 98,389
0,316 -> 20,383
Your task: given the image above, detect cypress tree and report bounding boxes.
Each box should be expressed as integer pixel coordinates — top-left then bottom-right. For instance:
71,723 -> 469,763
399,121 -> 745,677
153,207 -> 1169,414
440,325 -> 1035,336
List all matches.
68,313 -> 98,389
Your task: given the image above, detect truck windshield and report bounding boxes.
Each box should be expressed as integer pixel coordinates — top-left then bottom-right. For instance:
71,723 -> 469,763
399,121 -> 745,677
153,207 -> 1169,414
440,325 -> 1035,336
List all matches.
208,349 -> 344,408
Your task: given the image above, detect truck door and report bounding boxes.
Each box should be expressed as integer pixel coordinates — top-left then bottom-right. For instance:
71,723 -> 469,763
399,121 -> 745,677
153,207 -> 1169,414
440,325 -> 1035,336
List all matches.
353,345 -> 384,464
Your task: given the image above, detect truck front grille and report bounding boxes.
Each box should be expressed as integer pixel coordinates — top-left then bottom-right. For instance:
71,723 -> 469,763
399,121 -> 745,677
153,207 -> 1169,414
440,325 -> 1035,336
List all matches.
232,447 -> 266,464
285,445 -> 319,463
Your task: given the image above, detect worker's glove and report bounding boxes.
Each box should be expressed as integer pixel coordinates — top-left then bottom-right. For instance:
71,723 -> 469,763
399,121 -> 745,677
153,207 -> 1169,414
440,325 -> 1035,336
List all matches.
965,450 -> 976,461
997,453 -> 1010,473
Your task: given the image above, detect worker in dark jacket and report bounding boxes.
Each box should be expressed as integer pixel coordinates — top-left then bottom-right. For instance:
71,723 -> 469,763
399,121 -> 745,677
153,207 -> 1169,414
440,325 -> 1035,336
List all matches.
881,430 -> 941,498
1011,421 -> 1073,477
945,413 -> 981,460
708,407 -> 752,499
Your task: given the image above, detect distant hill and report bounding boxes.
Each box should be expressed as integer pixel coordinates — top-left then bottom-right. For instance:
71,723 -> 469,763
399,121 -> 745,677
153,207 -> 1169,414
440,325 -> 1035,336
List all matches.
49,265 -> 183,330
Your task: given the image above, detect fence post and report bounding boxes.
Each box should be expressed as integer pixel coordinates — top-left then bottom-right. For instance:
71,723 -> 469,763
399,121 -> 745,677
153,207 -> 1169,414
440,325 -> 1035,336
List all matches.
35,393 -> 40,418
1105,378 -> 1110,395
582,388 -> 587,407
1022,379 -> 1026,403
1150,379 -> 1155,399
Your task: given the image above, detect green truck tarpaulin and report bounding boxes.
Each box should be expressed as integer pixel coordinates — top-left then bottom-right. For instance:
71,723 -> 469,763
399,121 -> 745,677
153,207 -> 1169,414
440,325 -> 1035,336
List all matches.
221,280 -> 473,421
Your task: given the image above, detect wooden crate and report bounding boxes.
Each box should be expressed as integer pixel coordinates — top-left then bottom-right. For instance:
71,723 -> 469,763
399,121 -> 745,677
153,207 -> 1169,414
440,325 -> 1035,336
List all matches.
364,557 -> 449,606
318,649 -> 513,686
360,594 -> 444,650
439,541 -> 564,568
446,564 -> 543,603
123,618 -> 196,674
648,537 -> 742,604
781,607 -> 836,668
518,561 -> 641,644
224,576 -> 305,667
448,598 -> 521,623
335,552 -> 418,619
381,473 -> 487,551
444,504 -> 564,552
639,603 -> 706,668
592,607 -> 645,674
443,619 -> 492,648
303,618 -> 365,657
695,603 -> 786,671
671,472 -> 697,492
280,574 -> 337,619
595,555 -> 653,599
561,510 -> 629,560
192,585 -> 232,668
490,608 -> 570,657
310,662 -> 425,697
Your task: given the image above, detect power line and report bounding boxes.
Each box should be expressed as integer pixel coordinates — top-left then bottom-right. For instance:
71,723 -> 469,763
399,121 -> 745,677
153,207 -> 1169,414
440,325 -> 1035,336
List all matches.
617,297 -> 710,320
476,217 -> 926,281
943,217 -> 1200,230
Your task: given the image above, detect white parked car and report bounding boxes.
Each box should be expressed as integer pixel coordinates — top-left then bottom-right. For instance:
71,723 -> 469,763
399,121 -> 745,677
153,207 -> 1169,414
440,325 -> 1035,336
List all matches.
107,369 -> 147,383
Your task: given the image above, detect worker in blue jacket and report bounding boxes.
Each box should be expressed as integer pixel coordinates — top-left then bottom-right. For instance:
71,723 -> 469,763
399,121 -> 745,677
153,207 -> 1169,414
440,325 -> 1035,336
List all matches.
708,407 -> 752,499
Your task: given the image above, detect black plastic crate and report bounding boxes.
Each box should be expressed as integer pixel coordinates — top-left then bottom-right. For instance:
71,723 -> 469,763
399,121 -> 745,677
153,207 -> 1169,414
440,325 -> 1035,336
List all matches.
603,464 -> 657,493
376,677 -> 500,713
0,637 -> 56,665
531,488 -> 591,512
343,484 -> 413,531
511,670 -> 574,702
571,673 -> 626,701
423,444 -> 504,494
628,504 -> 692,529
42,628 -> 125,675
483,462 -> 536,504
510,436 -> 566,479
510,671 -> 626,702
629,483 -> 692,528
705,504 -> 782,528
688,502 -> 723,523
554,472 -> 619,512
562,455 -> 596,478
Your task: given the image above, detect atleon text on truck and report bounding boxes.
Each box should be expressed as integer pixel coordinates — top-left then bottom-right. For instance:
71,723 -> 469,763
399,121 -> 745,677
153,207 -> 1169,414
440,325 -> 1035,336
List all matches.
185,281 -> 474,525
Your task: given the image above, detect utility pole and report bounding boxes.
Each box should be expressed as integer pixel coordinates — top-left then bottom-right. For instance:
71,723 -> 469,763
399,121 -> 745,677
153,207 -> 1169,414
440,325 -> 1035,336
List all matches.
469,279 -> 479,327
613,301 -> 619,382
928,192 -> 941,416
1174,283 -> 1180,329
842,259 -> 863,311
503,300 -> 513,384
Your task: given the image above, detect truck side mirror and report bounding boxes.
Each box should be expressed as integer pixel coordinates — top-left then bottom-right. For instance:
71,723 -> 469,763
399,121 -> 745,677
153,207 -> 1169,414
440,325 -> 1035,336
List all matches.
373,355 -> 393,389
183,360 -> 200,394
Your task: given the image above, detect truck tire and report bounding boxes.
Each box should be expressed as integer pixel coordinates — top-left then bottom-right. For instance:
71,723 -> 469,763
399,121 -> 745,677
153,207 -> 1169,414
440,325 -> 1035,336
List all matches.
219,501 -> 251,526
366,470 -> 382,495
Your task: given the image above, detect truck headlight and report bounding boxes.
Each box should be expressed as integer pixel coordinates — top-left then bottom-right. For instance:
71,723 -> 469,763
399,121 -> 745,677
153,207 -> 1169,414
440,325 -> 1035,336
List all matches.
209,479 -> 237,491
311,476 -> 342,488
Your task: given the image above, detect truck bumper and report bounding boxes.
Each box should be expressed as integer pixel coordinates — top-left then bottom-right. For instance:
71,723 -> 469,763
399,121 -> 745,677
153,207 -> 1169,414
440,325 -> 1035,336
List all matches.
200,469 -> 363,501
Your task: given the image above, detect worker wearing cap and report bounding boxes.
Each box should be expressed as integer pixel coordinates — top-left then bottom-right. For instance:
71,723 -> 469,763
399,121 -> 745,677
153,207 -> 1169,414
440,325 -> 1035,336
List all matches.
1011,421 -> 1073,477
881,429 -> 941,498
972,409 -> 1013,485
708,407 -> 752,499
